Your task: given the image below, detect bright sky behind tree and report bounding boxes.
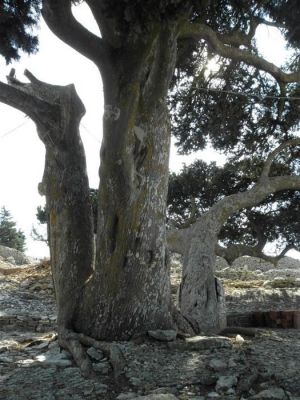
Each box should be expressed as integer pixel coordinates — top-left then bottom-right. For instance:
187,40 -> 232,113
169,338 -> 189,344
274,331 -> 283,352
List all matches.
0,3 -> 298,259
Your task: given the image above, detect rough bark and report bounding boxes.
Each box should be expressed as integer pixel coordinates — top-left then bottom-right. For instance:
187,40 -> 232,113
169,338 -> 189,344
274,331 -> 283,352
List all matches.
168,140 -> 300,333
74,25 -> 180,340
0,70 -> 94,332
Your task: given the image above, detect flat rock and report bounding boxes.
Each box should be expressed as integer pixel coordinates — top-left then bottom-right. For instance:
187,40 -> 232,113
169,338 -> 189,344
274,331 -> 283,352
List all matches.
250,387 -> 288,399
117,393 -> 138,400
168,336 -> 232,350
134,395 -> 178,400
92,361 -> 111,374
148,330 -> 177,342
215,375 -> 238,392
87,346 -> 104,361
208,358 -> 227,371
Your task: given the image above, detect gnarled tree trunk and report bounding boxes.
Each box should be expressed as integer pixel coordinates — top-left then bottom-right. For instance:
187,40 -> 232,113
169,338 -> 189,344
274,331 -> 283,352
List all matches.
0,70 -> 94,335
75,25 -> 179,340
169,147 -> 300,333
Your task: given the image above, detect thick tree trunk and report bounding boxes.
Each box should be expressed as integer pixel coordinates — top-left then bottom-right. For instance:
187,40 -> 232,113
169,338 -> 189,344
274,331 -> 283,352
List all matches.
0,72 -> 94,334
76,98 -> 175,339
41,119 -> 94,330
71,22 -> 180,340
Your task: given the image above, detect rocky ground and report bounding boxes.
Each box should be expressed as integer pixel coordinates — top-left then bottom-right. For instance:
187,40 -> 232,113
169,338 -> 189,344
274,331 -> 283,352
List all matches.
0,253 -> 300,400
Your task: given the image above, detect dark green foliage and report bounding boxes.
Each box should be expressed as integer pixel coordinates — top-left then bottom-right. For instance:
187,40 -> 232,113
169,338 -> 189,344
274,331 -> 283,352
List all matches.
36,205 -> 47,224
266,0 -> 300,48
0,206 -> 26,251
169,1 -> 300,157
0,0 -> 41,63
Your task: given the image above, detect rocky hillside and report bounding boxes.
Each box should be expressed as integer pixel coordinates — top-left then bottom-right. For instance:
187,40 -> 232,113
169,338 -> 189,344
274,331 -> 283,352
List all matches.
0,253 -> 300,399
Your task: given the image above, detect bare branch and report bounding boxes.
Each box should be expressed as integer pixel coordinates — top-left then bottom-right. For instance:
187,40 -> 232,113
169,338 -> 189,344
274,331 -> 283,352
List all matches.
179,21 -> 300,84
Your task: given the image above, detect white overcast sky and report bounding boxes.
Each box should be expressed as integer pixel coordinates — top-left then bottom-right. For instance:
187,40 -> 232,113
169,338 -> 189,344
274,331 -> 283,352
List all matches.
0,3 -> 299,259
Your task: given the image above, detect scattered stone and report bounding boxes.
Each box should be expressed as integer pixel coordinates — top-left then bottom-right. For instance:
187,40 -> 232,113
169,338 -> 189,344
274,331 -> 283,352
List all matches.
1,253 -> 300,399
148,330 -> 177,342
86,346 -> 104,361
208,358 -> 227,371
207,392 -> 220,398
117,393 -> 138,400
93,382 -> 109,394
235,334 -> 245,344
250,387 -> 288,399
168,335 -> 232,350
92,361 -> 110,374
0,245 -> 33,265
215,375 -> 238,392
0,355 -> 13,363
237,372 -> 258,394
134,395 -> 178,400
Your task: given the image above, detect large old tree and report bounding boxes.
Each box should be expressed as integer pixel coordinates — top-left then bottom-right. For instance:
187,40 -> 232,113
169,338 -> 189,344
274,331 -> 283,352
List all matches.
0,0 -> 300,374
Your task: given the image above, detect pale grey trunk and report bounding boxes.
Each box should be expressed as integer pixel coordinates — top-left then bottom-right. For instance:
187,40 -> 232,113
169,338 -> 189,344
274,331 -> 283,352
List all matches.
179,215 -> 226,333
0,72 -> 94,333
178,174 -> 300,333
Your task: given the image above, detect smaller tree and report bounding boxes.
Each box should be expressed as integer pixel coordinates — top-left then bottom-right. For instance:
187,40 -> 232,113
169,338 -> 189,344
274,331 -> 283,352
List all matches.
0,206 -> 26,252
168,158 -> 300,264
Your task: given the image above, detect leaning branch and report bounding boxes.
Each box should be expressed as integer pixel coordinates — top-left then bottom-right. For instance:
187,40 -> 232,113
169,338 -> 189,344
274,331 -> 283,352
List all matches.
179,21 -> 300,84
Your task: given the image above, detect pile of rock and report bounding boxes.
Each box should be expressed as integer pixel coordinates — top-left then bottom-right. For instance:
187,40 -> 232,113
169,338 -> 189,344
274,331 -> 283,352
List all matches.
0,244 -> 35,266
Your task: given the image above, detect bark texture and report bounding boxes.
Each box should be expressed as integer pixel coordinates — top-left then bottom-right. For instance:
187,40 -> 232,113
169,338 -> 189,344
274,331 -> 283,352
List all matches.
74,25 -> 180,340
168,140 -> 300,333
0,70 -> 94,332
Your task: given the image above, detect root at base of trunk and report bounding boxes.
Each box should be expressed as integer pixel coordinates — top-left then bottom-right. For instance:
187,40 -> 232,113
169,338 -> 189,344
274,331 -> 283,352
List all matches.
58,328 -> 127,379
58,328 -> 96,378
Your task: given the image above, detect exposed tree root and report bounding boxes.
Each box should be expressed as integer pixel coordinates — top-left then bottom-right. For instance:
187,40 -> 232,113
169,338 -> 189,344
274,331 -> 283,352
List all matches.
78,333 -> 126,380
58,329 -> 95,378
58,330 -> 128,379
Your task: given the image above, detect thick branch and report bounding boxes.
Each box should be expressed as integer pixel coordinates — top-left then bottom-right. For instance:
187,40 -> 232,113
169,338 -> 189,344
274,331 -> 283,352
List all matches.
42,0 -> 111,73
207,175 -> 300,231
167,227 -> 190,254
0,72 -> 57,123
218,18 -> 260,48
179,21 -> 300,84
